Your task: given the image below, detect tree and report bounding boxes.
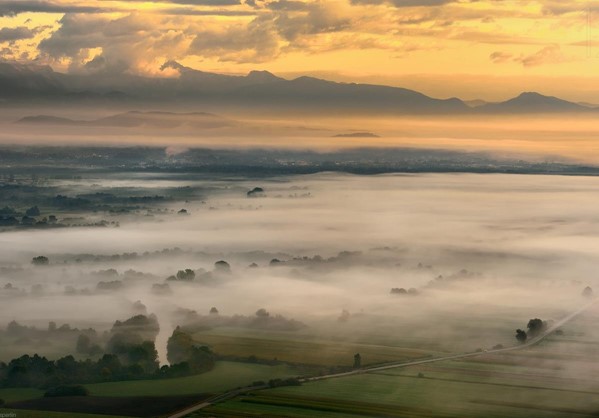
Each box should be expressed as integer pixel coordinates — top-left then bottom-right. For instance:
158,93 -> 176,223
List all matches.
338,309 -> 350,322
353,353 -> 362,369
76,335 -> 91,354
247,187 -> 265,197
255,308 -> 269,318
214,260 -> 231,272
176,269 -> 195,281
167,327 -> 194,365
25,206 -> 40,216
582,286 -> 594,298
44,385 -> 88,397
166,327 -> 215,372
31,256 -> 49,266
516,329 -> 527,343
209,307 -> 219,315
527,318 -> 546,337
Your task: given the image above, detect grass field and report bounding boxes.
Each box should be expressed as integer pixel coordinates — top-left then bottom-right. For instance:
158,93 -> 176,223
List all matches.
8,394 -> 209,418
84,361 -> 305,397
0,388 -> 44,403
0,409 -> 134,418
193,306 -> 599,418
191,327 -> 437,367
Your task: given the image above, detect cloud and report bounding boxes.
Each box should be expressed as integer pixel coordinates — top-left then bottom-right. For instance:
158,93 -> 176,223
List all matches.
0,26 -> 37,43
350,0 -> 457,7
0,1 -> 107,16
515,45 -> 566,67
188,15 -> 281,63
113,0 -> 242,4
489,51 -> 512,64
38,13 -> 191,74
490,45 -> 569,67
160,7 -> 258,15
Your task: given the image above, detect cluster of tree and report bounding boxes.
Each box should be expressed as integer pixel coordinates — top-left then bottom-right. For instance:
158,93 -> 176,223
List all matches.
176,308 -> 306,332
425,269 -> 483,290
45,385 -> 89,397
0,208 -> 60,228
109,315 -> 159,346
0,351 -> 166,389
267,378 -> 301,388
3,320 -> 97,344
166,327 -> 215,374
0,316 -> 218,390
165,261 -> 231,284
92,269 -> 158,293
75,335 -> 103,357
247,187 -> 266,198
96,280 -> 124,291
390,287 -> 419,295
167,269 -> 195,281
31,256 -> 49,266
515,318 -> 548,343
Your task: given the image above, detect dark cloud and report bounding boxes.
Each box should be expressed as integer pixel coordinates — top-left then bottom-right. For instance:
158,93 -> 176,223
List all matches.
188,14 -> 280,62
161,7 -> 257,15
165,0 -> 241,4
350,0 -> 456,7
0,1 -> 107,16
0,26 -> 37,42
38,13 -> 189,74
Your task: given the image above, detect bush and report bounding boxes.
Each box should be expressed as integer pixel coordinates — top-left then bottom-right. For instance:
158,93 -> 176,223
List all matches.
44,385 -> 89,397
0,398 -> 4,406
32,256 -> 49,266
268,378 -> 301,388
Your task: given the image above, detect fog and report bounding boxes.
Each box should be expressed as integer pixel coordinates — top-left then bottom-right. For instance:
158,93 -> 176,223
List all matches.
2,106 -> 599,163
1,172 -> 597,364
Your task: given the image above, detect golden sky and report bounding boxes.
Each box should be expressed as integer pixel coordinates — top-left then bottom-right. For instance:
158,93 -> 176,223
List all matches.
1,0 -> 599,100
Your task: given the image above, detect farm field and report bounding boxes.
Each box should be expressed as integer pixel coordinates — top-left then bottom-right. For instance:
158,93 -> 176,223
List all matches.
0,409 -> 134,418
191,329 -> 436,367
189,302 -> 574,368
193,305 -> 599,417
83,361 -> 305,397
0,362 -> 305,418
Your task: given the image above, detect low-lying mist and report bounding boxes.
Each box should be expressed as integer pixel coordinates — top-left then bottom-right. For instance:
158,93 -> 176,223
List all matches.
0,172 -> 597,364
2,107 -> 599,163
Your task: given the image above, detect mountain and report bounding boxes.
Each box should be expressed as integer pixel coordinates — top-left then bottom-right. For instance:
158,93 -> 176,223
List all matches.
17,111 -> 235,129
333,132 -> 380,138
0,61 -> 595,114
477,92 -> 589,113
0,62 -> 65,98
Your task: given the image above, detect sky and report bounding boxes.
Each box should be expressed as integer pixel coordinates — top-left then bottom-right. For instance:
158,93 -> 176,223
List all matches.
1,0 -> 599,100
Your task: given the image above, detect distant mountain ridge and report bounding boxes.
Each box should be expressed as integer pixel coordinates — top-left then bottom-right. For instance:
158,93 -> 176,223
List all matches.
0,61 -> 594,114
17,111 -> 234,129
476,92 -> 590,113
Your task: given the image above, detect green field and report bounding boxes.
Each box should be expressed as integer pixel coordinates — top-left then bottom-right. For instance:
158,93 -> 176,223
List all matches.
194,331 -> 432,367
84,361 -> 305,397
0,388 -> 44,403
193,306 -> 599,418
0,409 -> 134,418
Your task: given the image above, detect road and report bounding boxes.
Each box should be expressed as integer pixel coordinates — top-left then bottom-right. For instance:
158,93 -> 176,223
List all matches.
167,298 -> 596,418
